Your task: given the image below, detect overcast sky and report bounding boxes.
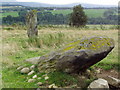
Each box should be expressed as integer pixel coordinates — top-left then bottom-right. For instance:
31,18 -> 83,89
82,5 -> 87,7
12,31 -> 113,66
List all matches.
3,0 -> 119,5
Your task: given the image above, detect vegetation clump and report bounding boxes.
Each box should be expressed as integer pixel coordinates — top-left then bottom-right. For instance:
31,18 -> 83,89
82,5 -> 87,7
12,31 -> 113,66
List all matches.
69,5 -> 87,27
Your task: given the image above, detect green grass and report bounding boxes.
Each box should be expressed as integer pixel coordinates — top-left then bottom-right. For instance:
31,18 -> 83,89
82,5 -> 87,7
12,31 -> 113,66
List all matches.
48,71 -> 78,87
2,26 -> 118,88
1,8 -> 107,19
0,12 -> 19,18
84,9 -> 107,18
50,9 -> 107,18
51,9 -> 73,15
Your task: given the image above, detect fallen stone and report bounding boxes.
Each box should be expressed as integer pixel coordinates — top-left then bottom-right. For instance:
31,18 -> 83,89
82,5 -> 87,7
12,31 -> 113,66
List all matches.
104,76 -> 120,88
32,75 -> 37,79
20,67 -> 30,74
88,78 -> 109,89
28,70 -> 35,76
28,79 -> 36,82
25,37 -> 115,74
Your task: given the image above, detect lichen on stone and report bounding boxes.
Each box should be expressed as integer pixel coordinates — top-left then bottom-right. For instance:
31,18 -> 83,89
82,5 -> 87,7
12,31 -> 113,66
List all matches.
36,36 -> 115,73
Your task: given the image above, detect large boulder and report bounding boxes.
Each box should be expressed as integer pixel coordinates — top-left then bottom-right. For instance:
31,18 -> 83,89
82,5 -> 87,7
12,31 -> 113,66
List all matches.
26,36 -> 115,73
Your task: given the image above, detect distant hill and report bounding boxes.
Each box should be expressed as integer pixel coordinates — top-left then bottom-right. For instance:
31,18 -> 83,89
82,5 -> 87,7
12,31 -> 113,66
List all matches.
1,0 -> 16,2
1,2 -> 117,8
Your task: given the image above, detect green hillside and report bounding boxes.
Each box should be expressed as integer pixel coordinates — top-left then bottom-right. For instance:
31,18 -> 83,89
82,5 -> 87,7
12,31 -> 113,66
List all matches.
1,11 -> 19,18
51,9 -> 107,18
1,9 -> 107,19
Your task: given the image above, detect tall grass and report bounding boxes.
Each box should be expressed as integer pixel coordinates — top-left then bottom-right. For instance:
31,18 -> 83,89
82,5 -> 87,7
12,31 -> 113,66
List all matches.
2,24 -> 119,31
24,32 -> 66,49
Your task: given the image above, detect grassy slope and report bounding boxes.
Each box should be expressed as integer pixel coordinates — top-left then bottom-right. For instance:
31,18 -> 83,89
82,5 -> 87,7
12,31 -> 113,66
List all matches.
51,9 -> 107,17
2,26 -> 118,88
0,12 -> 19,18
1,9 -> 107,19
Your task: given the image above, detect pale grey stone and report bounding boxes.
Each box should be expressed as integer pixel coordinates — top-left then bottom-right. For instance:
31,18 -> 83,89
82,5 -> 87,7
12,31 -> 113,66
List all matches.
37,82 -> 43,86
20,67 -> 30,74
28,70 -> 35,76
17,66 -> 24,70
28,79 -> 36,82
88,78 -> 109,89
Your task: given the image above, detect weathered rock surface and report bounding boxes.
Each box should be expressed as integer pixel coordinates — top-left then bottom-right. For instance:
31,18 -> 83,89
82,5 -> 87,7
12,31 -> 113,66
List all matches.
104,76 -> 120,88
26,10 -> 38,38
25,37 -> 115,73
88,78 -> 109,89
26,57 -> 40,64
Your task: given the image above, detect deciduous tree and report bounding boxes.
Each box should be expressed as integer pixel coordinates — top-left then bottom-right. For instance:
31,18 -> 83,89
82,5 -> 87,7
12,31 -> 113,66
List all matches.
69,5 -> 87,27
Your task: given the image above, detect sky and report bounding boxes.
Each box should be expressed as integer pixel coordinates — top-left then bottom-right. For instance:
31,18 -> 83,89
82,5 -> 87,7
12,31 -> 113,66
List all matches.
16,0 -> 119,5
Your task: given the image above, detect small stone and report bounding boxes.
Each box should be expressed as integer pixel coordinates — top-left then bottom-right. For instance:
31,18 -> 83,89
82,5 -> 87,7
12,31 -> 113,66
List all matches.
30,65 -> 35,70
42,74 -> 47,77
96,69 -> 101,74
38,77 -> 41,79
20,67 -> 30,74
37,82 -> 43,86
28,70 -> 35,76
33,75 -> 37,79
86,69 -> 91,73
81,76 -> 86,79
45,76 -> 49,80
28,79 -> 36,82
52,85 -> 58,88
88,78 -> 109,89
17,66 -> 24,70
48,84 -> 55,88
48,83 -> 58,88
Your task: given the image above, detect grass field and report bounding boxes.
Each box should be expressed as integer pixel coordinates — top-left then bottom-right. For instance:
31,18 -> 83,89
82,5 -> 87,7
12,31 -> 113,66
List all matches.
2,25 -> 118,88
0,12 -> 19,18
1,9 -> 107,19
51,9 -> 107,17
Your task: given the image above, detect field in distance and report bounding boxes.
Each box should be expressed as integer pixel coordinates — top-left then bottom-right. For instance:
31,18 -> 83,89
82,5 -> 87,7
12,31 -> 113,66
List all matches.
51,9 -> 107,17
1,8 -> 107,18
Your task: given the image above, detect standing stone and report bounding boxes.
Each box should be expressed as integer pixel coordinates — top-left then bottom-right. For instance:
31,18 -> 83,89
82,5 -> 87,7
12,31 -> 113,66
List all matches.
26,10 -> 38,38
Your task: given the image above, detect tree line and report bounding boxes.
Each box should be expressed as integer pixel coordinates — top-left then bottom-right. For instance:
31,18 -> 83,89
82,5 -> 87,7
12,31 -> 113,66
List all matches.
2,6 -> 118,25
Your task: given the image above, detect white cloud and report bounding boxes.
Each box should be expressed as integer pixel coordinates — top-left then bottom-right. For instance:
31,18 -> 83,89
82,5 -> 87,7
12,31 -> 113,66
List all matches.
16,0 -> 119,5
